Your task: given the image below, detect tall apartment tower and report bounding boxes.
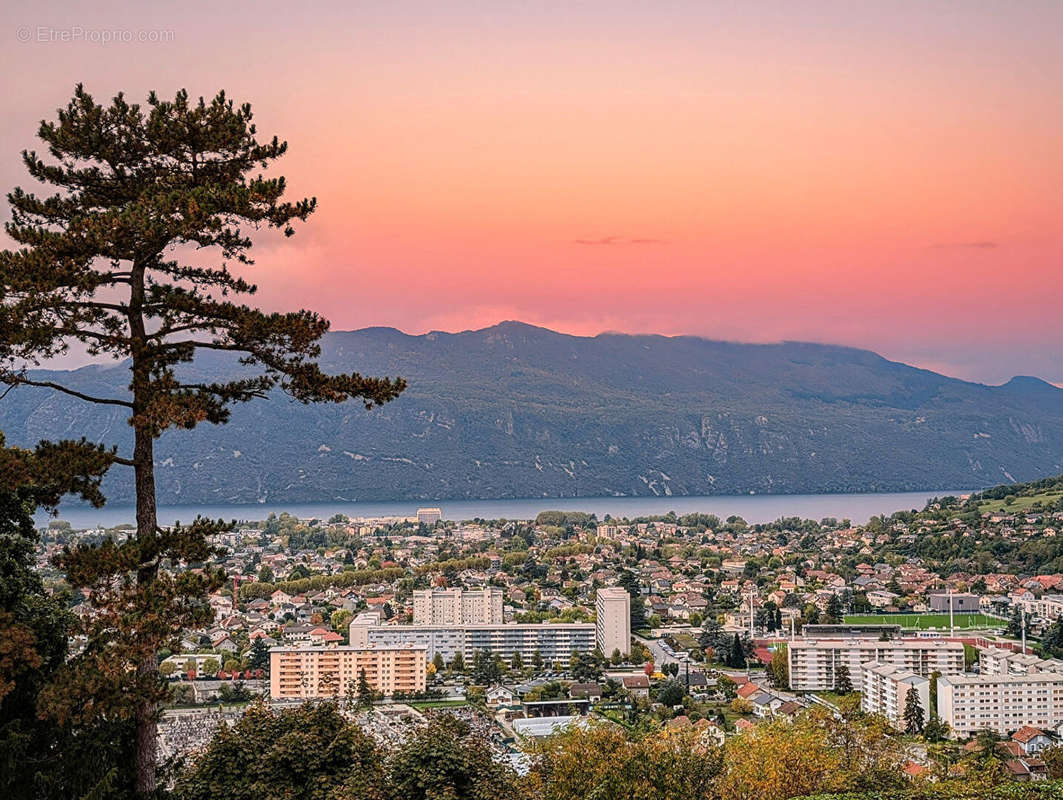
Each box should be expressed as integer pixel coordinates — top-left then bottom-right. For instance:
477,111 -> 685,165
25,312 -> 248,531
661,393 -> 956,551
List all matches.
595,587 -> 631,657
416,507 -> 442,524
412,587 -> 504,625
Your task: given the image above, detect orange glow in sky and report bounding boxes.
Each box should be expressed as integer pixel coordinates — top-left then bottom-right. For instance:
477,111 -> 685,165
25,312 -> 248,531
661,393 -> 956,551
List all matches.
4,1 -> 1062,383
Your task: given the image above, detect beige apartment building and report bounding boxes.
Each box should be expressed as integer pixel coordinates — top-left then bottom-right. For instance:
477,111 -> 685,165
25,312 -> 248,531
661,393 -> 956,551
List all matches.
412,587 -> 504,625
269,645 -> 426,699
938,672 -> 1063,737
595,587 -> 631,657
861,661 -> 930,728
788,638 -> 965,691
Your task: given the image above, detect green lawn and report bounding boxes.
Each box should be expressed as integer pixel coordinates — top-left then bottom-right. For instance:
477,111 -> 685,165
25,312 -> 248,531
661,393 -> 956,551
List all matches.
842,613 -> 1000,630
814,691 -> 861,706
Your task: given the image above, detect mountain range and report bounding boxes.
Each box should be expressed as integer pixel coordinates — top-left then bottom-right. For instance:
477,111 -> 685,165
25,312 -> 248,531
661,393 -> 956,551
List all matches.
3,321 -> 1062,505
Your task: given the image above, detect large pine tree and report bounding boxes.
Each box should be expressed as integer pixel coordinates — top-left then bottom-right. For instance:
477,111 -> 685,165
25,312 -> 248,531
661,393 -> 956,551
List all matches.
0,86 -> 404,795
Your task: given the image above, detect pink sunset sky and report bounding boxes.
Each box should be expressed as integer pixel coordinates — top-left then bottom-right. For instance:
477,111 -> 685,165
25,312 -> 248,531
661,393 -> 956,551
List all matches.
3,1 -> 1062,384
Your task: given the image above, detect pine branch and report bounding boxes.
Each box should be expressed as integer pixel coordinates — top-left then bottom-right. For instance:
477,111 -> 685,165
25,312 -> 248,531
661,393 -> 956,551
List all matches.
1,374 -> 133,407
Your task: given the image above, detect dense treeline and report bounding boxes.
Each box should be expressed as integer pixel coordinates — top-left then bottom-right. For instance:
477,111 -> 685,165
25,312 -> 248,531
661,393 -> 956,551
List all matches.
165,699 -> 1057,800
239,567 -> 407,600
413,556 -> 491,575
236,554 -> 491,602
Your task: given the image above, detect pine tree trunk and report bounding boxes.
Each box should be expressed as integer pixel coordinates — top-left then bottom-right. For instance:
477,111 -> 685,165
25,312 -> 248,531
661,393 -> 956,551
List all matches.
133,424 -> 159,796
130,261 -> 159,796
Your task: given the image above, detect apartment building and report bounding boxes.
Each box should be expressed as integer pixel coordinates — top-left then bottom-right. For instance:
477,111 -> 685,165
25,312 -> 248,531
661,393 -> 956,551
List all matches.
416,507 -> 442,524
978,646 -> 1063,676
1013,593 -> 1063,622
937,672 -> 1063,737
861,661 -> 930,728
350,613 -> 595,663
412,587 -> 504,625
595,587 -> 631,657
269,645 -> 426,699
788,638 -> 965,691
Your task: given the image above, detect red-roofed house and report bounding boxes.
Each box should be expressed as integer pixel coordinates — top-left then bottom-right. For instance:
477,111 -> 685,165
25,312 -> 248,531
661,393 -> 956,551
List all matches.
737,682 -> 760,699
1012,726 -> 1053,755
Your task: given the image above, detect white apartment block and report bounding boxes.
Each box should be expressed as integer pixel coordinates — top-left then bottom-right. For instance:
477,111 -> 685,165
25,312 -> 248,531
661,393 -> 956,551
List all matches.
269,645 -> 426,699
861,661 -> 930,728
416,507 -> 442,524
595,587 -> 631,656
412,587 -> 504,625
938,672 -> 1063,737
350,613 -> 595,663
160,653 -> 230,674
1014,593 -> 1063,622
979,646 -> 1063,677
788,638 -> 965,691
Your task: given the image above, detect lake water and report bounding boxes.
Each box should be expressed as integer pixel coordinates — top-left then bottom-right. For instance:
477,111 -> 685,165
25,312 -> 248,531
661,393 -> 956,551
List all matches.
39,489 -> 972,529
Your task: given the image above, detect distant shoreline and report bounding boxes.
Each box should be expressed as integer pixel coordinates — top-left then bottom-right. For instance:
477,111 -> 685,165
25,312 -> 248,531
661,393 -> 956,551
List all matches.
39,488 -> 973,529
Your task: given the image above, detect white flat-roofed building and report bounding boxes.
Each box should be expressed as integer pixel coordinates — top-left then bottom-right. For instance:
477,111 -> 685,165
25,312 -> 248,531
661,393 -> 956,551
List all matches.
416,507 -> 442,524
861,661 -> 930,727
349,616 -> 595,663
788,638 -> 965,691
412,587 -> 504,625
938,672 -> 1063,737
595,587 -> 631,657
511,715 -> 587,739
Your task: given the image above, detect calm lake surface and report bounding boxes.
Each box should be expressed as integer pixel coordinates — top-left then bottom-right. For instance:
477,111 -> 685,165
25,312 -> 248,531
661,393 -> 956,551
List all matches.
40,489 -> 972,529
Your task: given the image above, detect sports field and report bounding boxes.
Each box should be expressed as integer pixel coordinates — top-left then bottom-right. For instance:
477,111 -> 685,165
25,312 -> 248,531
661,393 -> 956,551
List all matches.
842,613 -> 1001,630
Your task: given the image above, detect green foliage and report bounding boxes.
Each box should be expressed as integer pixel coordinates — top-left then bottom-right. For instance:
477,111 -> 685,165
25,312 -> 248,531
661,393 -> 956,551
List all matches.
240,566 -> 407,600
535,511 -> 595,528
835,663 -> 853,695
768,643 -> 790,689
0,439 -> 134,800
387,715 -> 522,800
570,651 -> 603,683
248,638 -> 270,672
656,678 -> 686,707
472,650 -> 504,685
902,688 -> 924,734
173,700 -> 386,800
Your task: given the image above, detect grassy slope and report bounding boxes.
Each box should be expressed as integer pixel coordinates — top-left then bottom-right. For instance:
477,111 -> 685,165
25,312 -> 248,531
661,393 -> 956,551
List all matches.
979,489 -> 1063,513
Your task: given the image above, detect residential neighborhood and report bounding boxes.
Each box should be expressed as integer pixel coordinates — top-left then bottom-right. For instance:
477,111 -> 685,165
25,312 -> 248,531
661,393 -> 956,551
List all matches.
29,490 -> 1063,785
